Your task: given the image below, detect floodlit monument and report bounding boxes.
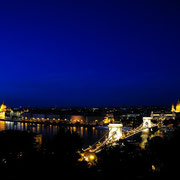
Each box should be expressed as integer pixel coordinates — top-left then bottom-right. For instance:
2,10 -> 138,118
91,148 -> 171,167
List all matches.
0,102 -> 7,119
172,100 -> 180,113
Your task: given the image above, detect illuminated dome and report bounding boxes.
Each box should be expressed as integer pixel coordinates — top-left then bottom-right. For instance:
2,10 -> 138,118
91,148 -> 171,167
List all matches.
0,103 -> 6,110
176,100 -> 180,113
172,100 -> 180,113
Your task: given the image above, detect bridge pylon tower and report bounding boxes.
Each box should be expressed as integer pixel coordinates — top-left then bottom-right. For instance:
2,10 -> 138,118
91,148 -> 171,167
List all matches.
108,123 -> 123,141
142,117 -> 153,129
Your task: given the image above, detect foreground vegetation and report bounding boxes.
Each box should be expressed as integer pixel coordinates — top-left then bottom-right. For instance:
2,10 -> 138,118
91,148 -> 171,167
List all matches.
0,123 -> 179,180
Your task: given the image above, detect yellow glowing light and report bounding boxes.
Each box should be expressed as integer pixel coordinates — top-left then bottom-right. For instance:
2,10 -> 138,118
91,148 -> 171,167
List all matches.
172,100 -> 180,113
0,102 -> 7,119
152,165 -> 156,171
89,154 -> 95,161
175,100 -> 180,112
171,104 -> 175,112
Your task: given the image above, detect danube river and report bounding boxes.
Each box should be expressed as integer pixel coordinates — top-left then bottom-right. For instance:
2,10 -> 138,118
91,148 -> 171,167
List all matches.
0,120 -> 108,148
0,120 -> 174,149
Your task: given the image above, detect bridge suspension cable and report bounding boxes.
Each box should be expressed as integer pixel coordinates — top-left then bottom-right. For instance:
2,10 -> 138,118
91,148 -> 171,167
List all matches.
82,130 -> 109,152
83,131 -> 117,153
81,122 -> 158,157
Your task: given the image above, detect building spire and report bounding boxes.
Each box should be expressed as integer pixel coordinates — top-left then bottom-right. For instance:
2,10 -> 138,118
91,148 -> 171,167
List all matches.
171,104 -> 175,112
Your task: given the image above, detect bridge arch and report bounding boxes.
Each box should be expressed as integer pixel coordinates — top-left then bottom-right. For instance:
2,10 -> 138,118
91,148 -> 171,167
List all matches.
143,117 -> 153,128
108,123 -> 123,141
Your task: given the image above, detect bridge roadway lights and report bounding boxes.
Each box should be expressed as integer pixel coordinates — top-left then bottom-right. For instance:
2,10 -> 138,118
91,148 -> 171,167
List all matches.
108,123 -> 123,141
143,117 -> 153,129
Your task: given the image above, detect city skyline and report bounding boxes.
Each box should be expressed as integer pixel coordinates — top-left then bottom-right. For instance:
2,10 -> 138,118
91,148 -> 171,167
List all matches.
1,99 -> 180,109
1,0 -> 180,107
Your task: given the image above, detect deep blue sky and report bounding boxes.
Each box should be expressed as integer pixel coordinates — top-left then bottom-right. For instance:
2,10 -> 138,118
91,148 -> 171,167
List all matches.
0,0 -> 180,107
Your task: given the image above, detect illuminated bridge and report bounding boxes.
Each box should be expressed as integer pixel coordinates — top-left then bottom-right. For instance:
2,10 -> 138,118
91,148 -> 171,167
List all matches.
79,117 -> 157,163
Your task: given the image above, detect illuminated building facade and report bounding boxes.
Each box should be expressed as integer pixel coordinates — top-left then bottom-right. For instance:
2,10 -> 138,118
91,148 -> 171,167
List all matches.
70,115 -> 86,124
151,111 -> 176,120
0,101 -> 28,120
0,102 -> 7,119
171,100 -> 180,113
150,101 -> 180,120
103,114 -> 115,124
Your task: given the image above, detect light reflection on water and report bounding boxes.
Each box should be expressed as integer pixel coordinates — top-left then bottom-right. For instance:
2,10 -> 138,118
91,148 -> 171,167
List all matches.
139,129 -> 150,149
0,121 -> 108,148
139,127 -> 175,149
0,121 -> 173,149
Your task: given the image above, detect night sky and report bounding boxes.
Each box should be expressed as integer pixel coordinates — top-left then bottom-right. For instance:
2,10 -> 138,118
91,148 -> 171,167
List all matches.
0,0 -> 180,107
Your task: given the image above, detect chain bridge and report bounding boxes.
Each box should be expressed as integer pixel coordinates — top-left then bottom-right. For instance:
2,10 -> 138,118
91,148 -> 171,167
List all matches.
79,117 -> 157,163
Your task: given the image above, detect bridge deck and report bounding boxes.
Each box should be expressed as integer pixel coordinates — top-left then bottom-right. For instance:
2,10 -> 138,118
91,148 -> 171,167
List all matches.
82,123 -> 157,154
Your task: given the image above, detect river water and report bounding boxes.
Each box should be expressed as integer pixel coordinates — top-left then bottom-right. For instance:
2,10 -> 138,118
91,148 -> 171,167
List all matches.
0,120 -> 175,149
0,120 -> 108,148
